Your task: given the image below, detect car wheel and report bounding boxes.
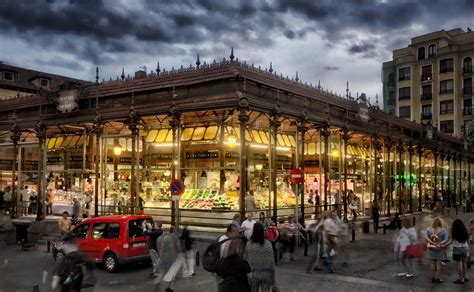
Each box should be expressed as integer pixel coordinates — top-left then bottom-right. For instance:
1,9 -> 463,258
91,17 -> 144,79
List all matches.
104,253 -> 119,273
55,250 -> 65,262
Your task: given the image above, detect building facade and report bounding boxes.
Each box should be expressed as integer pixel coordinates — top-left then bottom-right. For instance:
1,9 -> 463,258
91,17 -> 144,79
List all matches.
383,28 -> 474,138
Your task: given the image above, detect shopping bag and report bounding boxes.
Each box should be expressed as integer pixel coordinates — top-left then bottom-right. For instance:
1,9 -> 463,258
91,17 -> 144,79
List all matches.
406,243 -> 424,258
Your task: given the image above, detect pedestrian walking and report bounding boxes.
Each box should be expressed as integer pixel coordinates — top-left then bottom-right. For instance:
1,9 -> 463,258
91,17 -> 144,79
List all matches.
266,217 -> 280,263
218,224 -> 240,257
349,197 -> 358,223
245,190 -> 256,211
143,220 -> 163,279
425,217 -> 449,284
259,212 -> 270,237
244,222 -> 276,292
371,200 -> 380,233
215,239 -> 251,292
321,211 -> 339,273
451,219 -> 470,284
285,215 -> 299,261
180,226 -> 196,277
154,226 -> 183,292
241,212 -> 256,246
397,217 -> 417,278
72,198 -> 81,224
306,216 -> 325,273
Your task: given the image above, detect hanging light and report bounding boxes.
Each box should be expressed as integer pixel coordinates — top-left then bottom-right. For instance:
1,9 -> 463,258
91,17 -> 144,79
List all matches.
314,177 -> 318,183
113,144 -> 122,156
255,164 -> 263,171
163,170 -> 171,177
227,134 -> 237,147
200,170 -> 207,177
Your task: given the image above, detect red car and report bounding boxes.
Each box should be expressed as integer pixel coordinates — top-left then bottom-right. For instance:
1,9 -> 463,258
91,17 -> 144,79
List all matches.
53,215 -> 153,272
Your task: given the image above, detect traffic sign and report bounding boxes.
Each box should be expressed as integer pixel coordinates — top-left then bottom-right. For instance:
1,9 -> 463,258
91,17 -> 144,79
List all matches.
289,168 -> 304,184
170,179 -> 185,196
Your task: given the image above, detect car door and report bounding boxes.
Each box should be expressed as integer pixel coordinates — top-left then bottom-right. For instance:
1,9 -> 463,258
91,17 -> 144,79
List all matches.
87,221 -> 120,261
70,223 -> 90,257
127,218 -> 152,258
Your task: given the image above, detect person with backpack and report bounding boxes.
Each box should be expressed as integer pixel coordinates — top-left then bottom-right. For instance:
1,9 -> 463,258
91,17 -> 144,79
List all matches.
425,217 -> 449,284
266,217 -> 280,263
215,239 -> 251,292
451,219 -> 470,284
202,224 -> 239,275
244,222 -> 276,292
143,220 -> 163,279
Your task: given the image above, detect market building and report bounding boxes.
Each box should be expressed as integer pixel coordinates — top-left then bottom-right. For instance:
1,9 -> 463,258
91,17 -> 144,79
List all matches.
0,52 -> 472,229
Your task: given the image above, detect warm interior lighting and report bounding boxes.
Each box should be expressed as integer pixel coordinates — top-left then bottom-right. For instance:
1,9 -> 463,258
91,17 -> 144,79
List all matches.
153,143 -> 174,147
255,164 -> 263,171
113,144 -> 122,156
227,134 -> 237,147
331,149 -> 339,157
163,170 -> 171,177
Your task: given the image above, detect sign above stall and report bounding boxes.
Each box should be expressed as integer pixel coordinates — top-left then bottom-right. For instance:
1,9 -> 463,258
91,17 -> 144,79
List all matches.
57,89 -> 78,113
170,178 -> 185,200
289,168 -> 304,184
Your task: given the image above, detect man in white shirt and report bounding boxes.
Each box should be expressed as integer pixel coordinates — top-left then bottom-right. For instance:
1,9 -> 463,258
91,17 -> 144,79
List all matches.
20,186 -> 30,216
241,212 -> 256,241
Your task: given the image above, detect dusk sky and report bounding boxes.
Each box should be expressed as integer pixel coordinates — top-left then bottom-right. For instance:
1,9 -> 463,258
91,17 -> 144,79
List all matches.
1,0 -> 473,103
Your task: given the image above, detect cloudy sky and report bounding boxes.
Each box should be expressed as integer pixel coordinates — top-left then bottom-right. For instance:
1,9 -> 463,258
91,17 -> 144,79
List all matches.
0,0 -> 473,103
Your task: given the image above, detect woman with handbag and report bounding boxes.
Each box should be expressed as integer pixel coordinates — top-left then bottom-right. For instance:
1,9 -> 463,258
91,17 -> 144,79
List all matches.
398,217 -> 417,278
425,217 -> 449,284
451,219 -> 470,285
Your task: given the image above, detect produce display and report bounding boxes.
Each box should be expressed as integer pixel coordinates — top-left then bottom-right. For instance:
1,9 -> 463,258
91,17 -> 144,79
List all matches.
180,189 -> 235,210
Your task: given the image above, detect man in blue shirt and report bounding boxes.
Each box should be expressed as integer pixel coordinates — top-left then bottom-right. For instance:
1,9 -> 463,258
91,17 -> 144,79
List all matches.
143,220 -> 163,278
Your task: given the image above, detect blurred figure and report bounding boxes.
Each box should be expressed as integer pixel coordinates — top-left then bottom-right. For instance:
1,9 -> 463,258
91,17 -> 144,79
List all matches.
371,200 -> 380,233
72,198 -> 81,224
322,211 -> 339,273
349,197 -> 358,223
143,220 -> 163,279
285,215 -> 299,261
215,239 -> 251,292
259,212 -> 270,237
266,217 -> 280,263
306,214 -> 326,273
47,189 -> 54,216
180,226 -> 195,277
397,217 -> 417,278
425,217 -> 449,284
451,219 -> 470,284
154,226 -> 183,292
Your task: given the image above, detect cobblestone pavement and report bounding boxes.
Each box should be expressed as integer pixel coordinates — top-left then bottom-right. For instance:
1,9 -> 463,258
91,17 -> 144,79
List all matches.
1,210 -> 474,292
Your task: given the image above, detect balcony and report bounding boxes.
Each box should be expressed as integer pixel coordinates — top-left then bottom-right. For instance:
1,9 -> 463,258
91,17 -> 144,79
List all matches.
421,93 -> 432,101
440,67 -> 454,74
463,66 -> 473,74
440,89 -> 454,95
421,74 -> 432,82
398,75 -> 411,81
463,87 -> 473,95
421,113 -> 432,120
463,106 -> 473,116
440,109 -> 454,115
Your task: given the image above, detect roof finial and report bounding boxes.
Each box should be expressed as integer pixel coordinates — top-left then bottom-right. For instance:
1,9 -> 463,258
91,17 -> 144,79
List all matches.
121,68 -> 125,81
295,71 -> 299,82
95,66 -> 99,84
230,47 -> 234,61
375,93 -> 379,108
269,62 -> 273,73
196,54 -> 201,68
317,80 -> 321,89
346,80 -> 349,98
156,62 -> 160,74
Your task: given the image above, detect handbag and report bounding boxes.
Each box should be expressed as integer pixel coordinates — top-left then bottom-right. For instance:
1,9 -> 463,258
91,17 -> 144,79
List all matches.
406,243 -> 424,258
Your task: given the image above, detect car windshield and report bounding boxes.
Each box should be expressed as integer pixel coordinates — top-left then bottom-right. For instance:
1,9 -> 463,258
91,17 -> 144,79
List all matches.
128,218 -> 153,238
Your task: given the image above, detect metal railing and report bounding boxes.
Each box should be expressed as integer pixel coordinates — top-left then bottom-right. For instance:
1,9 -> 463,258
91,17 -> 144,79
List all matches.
463,106 -> 473,116
463,87 -> 473,95
421,74 -> 432,81
421,93 -> 432,100
440,89 -> 454,95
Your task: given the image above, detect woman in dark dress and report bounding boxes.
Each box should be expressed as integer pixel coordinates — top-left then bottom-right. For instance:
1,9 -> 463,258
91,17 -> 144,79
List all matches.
215,239 -> 251,292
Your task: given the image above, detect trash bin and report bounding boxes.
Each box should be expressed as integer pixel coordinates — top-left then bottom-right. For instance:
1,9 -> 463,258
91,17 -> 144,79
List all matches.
15,224 -> 28,243
363,221 -> 370,233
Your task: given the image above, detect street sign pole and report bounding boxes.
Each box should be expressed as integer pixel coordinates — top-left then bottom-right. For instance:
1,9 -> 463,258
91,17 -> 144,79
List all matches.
289,168 -> 304,247
170,179 -> 185,234
295,184 -> 299,246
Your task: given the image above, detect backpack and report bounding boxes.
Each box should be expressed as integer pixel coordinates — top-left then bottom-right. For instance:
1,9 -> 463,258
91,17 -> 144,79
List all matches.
202,237 -> 231,273
266,226 -> 279,242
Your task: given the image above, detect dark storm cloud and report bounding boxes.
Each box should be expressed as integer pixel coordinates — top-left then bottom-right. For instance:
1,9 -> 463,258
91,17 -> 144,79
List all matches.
0,0 -> 473,65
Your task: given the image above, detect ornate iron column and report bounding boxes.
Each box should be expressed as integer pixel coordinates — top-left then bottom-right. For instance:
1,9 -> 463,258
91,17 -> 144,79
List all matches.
408,143 -> 414,213
433,149 -> 438,202
128,105 -> 139,215
373,138 -> 381,202
270,103 -> 280,220
453,154 -> 457,204
297,121 -> 308,218
93,113 -> 102,217
342,126 -> 350,221
447,153 -> 452,206
238,88 -> 250,219
35,120 -> 47,221
459,155 -> 463,205
168,112 -> 180,225
440,151 -> 445,192
321,127 -> 330,211
417,145 -> 423,212
10,118 -> 21,219
397,141 -> 404,214
469,156 -> 472,200
385,140 -> 393,216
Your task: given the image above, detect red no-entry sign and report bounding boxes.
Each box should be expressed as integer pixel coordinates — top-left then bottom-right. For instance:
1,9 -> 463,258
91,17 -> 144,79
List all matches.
289,168 -> 304,184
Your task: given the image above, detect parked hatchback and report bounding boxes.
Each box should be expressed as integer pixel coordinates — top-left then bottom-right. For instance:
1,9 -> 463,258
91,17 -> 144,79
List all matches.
53,215 -> 153,272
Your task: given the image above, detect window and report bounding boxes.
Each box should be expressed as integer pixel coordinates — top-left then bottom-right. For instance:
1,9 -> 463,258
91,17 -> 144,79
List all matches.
3,71 -> 14,81
463,99 -> 472,116
421,104 -> 432,120
128,218 -> 153,238
398,67 -> 411,81
440,79 -> 454,94
440,100 -> 454,114
71,224 -> 89,239
440,58 -> 454,73
40,78 -> 50,88
464,78 -> 473,95
428,44 -> 436,57
388,73 -> 395,87
421,85 -> 432,101
398,87 -> 411,100
92,223 -> 121,239
388,91 -> 395,105
418,47 -> 426,60
421,65 -> 432,81
440,120 -> 454,134
399,106 -> 411,118
464,57 -> 473,74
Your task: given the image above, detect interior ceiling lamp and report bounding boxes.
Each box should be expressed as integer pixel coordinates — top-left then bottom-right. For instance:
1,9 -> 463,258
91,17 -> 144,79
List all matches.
200,170 -> 207,177
227,134 -> 237,147
113,143 -> 122,156
163,170 -> 171,177
255,164 -> 263,171
331,148 -> 339,157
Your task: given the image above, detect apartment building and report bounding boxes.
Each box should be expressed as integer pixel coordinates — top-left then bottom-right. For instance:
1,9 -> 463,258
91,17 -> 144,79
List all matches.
382,28 -> 474,138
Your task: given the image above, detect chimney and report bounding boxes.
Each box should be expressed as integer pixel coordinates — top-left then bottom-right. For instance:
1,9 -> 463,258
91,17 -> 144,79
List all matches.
134,70 -> 146,79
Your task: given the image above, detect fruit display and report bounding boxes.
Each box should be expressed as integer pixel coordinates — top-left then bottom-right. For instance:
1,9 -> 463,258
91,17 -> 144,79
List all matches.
180,189 -> 234,210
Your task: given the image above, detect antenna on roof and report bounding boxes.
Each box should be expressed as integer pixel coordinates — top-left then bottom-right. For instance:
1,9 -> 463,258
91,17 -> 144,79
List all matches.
121,68 -> 125,81
346,81 -> 350,98
156,62 -> 160,74
230,47 -> 235,61
95,67 -> 99,84
196,54 -> 201,69
269,62 -> 273,73
295,71 -> 299,82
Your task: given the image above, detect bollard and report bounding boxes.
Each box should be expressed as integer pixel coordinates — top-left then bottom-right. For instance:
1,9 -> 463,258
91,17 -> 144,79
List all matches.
32,285 -> 39,292
195,251 -> 200,267
351,229 -> 355,242
412,216 -> 416,226
383,224 -> 386,235
47,241 -> 51,253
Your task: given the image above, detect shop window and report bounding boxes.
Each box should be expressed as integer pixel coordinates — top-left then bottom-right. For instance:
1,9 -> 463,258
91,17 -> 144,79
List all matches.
440,100 -> 454,114
398,67 -> 411,81
251,130 -> 262,144
440,79 -> 454,94
155,129 -> 169,143
259,131 -> 269,144
204,126 -> 219,140
71,224 -> 89,239
245,130 -> 253,142
277,134 -> 285,147
417,47 -> 425,60
128,218 -> 153,238
440,120 -> 454,134
399,106 -> 411,118
145,130 -> 158,143
440,58 -> 454,73
398,87 -> 411,100
307,142 -> 316,155
181,128 -> 194,141
192,127 -> 206,140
